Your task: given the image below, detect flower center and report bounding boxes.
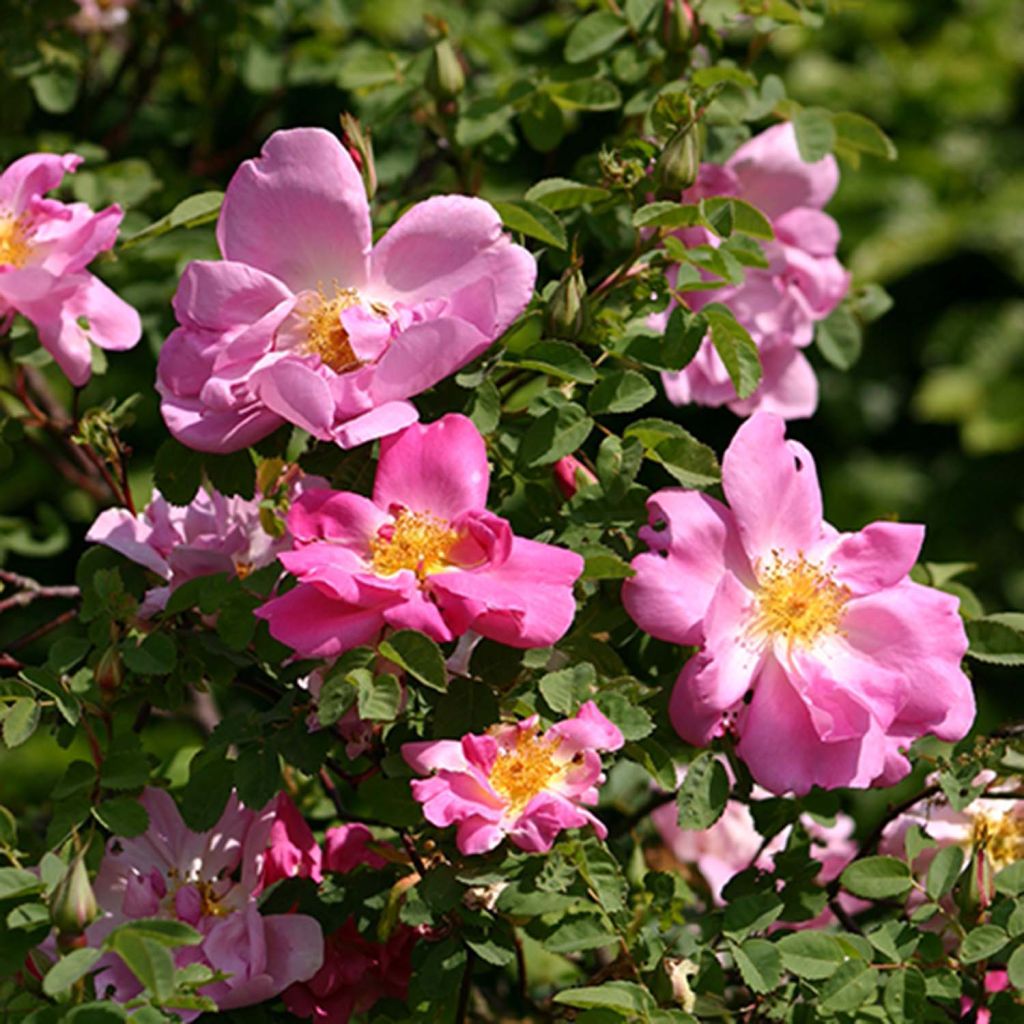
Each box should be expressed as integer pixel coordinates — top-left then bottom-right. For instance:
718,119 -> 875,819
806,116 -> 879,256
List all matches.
369,509 -> 459,580
750,553 -> 849,650
304,286 -> 362,373
971,809 -> 1024,872
488,731 -> 565,815
0,213 -> 32,268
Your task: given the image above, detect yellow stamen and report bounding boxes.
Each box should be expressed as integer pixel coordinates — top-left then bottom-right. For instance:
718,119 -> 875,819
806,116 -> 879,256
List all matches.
369,509 -> 459,580
749,553 -> 850,650
971,809 -> 1024,872
488,730 -> 565,815
0,213 -> 32,268
304,286 -> 361,373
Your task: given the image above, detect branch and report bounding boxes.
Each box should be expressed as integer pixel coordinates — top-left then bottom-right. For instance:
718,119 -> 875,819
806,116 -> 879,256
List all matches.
0,570 -> 79,616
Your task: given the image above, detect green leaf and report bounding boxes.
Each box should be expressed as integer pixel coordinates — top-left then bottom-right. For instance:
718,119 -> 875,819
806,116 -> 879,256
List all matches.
1008,944 -> 1024,989
816,306 -> 863,370
581,548 -> 636,580
548,77 -> 622,111
108,931 -> 175,1000
0,867 -> 45,900
520,91 -> 565,153
832,112 -> 897,161
153,439 -> 203,506
554,980 -> 656,1014
3,698 -> 40,749
204,450 -> 256,500
42,948 -> 102,997
792,108 -> 837,162
316,673 -> 358,727
179,757 -> 233,832
525,178 -> 610,211
92,797 -> 149,838
357,672 -> 403,721
588,370 -> 656,415
818,960 -> 878,1013
30,66 -> 80,114
516,402 -> 593,469
379,630 -> 447,691
733,938 -> 782,994
539,664 -> 595,715
701,198 -> 774,240
776,932 -> 847,979
966,613 -> 1024,666
959,924 -> 1007,964
509,340 -> 597,383
65,1003 -> 128,1023
105,919 -> 202,949
995,860 -> 1024,896
705,304 -> 762,399
723,892 -> 785,939
119,191 -> 224,250
564,12 -> 629,64
676,751 -> 729,831
926,845 -> 964,901
492,200 -> 567,250
661,308 -> 707,371
20,668 -> 79,726
541,912 -> 616,953
233,744 -> 281,809
434,676 -> 499,739
123,633 -> 177,676
624,418 -> 720,488
883,966 -> 927,1023
840,856 -> 913,900
633,202 -> 702,229
571,838 -> 628,913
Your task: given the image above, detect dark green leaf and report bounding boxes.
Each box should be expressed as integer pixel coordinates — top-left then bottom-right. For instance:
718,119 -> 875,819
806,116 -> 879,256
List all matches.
379,631 -> 448,692
42,948 -> 102,997
492,200 -> 567,250
959,924 -> 1007,963
516,402 -> 593,469
776,932 -> 846,979
816,306 -> 863,370
123,633 -> 177,676
588,370 -> 656,415
0,867 -> 45,900
624,418 -> 720,488
818,960 -> 878,1013
883,966 -> 927,1023
705,304 -> 762,399
152,439 -> 203,506
832,112 -> 897,161
676,751 -> 729,831
108,931 -> 175,1000
554,980 -> 656,1013
733,938 -> 782,994
633,202 -> 702,229
926,845 -> 964,901
92,798 -> 149,838
509,340 -> 597,383
966,613 -> 1024,666
564,12 -> 629,63
525,178 -> 611,211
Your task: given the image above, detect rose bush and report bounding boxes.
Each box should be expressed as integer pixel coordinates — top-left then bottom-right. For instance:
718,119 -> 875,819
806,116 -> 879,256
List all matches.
0,2 -> 1021,1023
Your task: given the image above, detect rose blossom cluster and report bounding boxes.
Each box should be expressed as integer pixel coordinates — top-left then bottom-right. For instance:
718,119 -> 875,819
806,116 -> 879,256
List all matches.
652,122 -> 850,418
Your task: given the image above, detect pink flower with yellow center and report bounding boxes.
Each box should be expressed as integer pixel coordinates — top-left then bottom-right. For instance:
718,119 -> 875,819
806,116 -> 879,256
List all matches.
87,789 -> 323,1017
402,702 -> 624,854
623,412 -> 975,795
0,153 -> 140,385
256,414 -> 584,656
156,127 -> 536,453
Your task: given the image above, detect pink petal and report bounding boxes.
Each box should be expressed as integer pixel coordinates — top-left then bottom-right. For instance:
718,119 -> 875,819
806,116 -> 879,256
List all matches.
252,358 -> 335,438
773,207 -> 840,257
402,739 -> 470,775
726,123 -> 839,218
173,259 -> 293,331
0,153 -> 81,210
86,507 -> 169,577
373,414 -> 490,519
382,590 -> 454,642
546,701 -> 624,755
622,489 -> 748,645
66,273 -> 141,351
256,585 -> 387,658
456,817 -> 507,855
37,203 -> 122,275
287,490 -> 388,548
331,400 -> 419,449
369,195 -> 536,336
827,522 -> 925,594
722,412 -> 824,561
727,348 -> 819,420
217,128 -> 371,293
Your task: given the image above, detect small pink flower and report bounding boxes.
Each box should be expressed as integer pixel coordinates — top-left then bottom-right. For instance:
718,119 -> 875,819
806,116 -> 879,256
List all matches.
552,454 -> 597,500
256,792 -> 324,893
402,701 -> 624,854
157,127 -> 536,453
623,412 -> 974,795
256,414 -> 584,657
961,970 -> 1011,1023
71,0 -> 134,33
0,153 -> 140,385
652,122 -> 850,419
88,789 -> 323,1017
86,472 -> 316,617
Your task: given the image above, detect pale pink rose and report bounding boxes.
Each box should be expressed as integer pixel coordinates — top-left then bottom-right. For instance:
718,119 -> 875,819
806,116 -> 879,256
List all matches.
256,414 -> 584,657
653,122 -> 850,419
87,789 -> 323,1018
86,472 -> 316,617
157,127 -> 536,453
402,701 -> 624,855
553,454 -> 597,500
0,153 -> 140,385
623,413 -> 974,795
652,771 -> 862,925
71,0 -> 134,33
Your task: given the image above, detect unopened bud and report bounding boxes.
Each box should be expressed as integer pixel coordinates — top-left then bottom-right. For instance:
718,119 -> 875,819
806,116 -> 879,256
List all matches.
663,0 -> 699,54
553,455 -> 597,501
95,646 -> 123,695
426,38 -> 465,101
50,853 -> 98,936
544,267 -> 589,340
655,123 -> 701,196
339,113 -> 377,200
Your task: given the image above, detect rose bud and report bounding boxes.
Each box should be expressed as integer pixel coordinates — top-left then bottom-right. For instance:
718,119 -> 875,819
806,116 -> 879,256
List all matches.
426,38 -> 465,101
655,123 -> 701,195
50,853 -> 98,936
663,0 -> 699,54
553,455 -> 597,500
544,267 -> 590,341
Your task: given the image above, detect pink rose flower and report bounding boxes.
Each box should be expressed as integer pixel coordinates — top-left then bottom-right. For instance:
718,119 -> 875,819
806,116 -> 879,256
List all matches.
71,0 -> 134,33
255,791 -> 324,893
623,412 -> 975,795
652,122 -> 850,419
88,788 -> 323,1018
86,472 -> 315,617
256,414 -> 585,657
402,701 -> 624,854
156,127 -> 536,453
285,823 -> 417,1024
0,153 -> 140,385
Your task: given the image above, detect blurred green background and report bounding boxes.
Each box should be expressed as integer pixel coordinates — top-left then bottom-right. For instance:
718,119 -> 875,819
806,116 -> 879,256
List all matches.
0,0 -> 1020,810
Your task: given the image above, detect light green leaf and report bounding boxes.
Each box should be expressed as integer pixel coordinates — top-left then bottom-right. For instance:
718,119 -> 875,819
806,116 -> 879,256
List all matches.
676,751 -> 729,831
379,630 -> 447,691
926,845 -> 964,901
492,200 -> 567,249
816,306 -> 863,370
967,613 -> 1024,666
42,948 -> 103,997
733,938 -> 782,994
554,980 -> 656,1014
840,856 -> 913,900
959,924 -> 1007,964
119,191 -> 223,250
564,12 -> 629,64
3,698 -> 40,749
633,202 -> 702,229
588,369 -> 656,415
818,960 -> 878,1013
776,932 -> 846,979
832,112 -> 897,161
524,178 -> 610,211
705,304 -> 762,399
792,107 -> 837,162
